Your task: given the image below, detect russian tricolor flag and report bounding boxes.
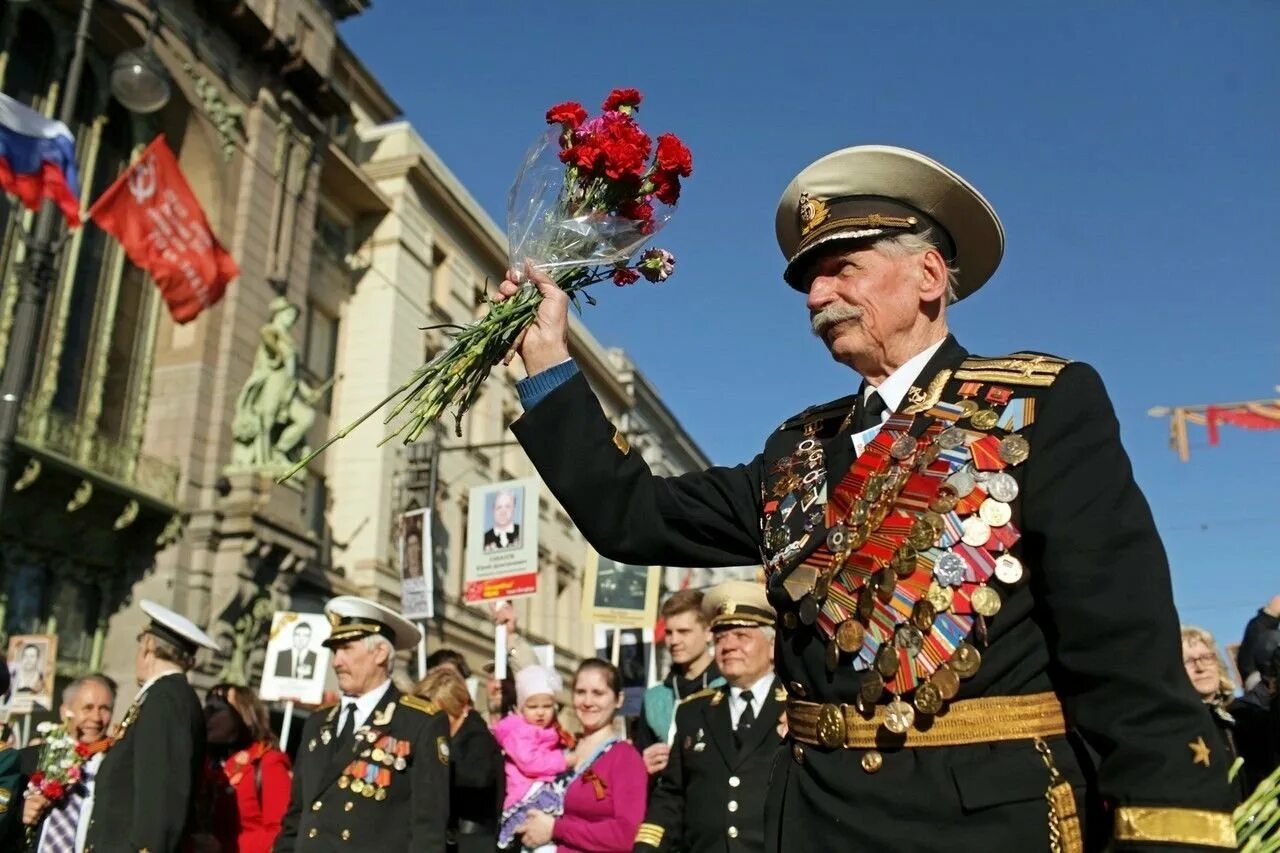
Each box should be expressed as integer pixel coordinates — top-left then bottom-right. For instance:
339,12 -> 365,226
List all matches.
0,92 -> 81,226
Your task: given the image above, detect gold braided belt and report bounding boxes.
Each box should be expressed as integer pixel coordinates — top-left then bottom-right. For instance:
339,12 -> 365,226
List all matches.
788,691 -> 1067,749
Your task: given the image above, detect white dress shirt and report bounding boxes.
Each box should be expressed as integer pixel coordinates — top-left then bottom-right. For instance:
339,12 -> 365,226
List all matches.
339,679 -> 393,731
728,673 -> 777,729
69,751 -> 105,853
863,337 -> 947,417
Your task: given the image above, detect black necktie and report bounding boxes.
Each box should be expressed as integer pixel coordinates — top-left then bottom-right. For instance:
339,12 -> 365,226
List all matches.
735,690 -> 756,749
853,390 -> 887,433
334,701 -> 357,753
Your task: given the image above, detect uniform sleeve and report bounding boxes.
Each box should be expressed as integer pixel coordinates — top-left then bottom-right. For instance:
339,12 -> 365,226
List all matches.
634,711 -> 687,851
0,749 -> 21,847
554,745 -> 648,852
511,372 -> 763,568
409,712 -> 451,851
128,685 -> 197,852
1022,363 -> 1237,851
258,749 -> 293,843
275,716 -> 319,853
452,717 -> 502,790
631,701 -> 660,754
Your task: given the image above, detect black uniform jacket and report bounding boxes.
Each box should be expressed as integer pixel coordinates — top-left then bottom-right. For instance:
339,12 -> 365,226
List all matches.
448,708 -> 503,853
276,684 -> 450,852
513,336 -> 1237,852
636,680 -> 784,853
84,671 -> 206,853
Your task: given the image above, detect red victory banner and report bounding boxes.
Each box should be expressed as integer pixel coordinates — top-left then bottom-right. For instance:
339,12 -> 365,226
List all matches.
88,134 -> 238,324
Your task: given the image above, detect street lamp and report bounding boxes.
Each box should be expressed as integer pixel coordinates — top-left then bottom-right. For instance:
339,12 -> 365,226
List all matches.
0,0 -> 171,514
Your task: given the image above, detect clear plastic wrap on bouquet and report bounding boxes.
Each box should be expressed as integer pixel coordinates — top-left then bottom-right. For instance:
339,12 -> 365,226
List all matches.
507,127 -> 675,276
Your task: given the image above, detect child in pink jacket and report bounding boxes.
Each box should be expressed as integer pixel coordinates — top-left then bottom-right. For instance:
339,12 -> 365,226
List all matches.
494,665 -> 576,849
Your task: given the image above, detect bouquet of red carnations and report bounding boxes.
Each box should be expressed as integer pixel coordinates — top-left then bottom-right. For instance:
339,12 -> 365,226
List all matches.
25,722 -> 101,844
282,88 -> 690,481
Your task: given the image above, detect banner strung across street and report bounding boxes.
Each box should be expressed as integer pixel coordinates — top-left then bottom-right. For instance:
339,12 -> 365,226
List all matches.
259,611 -> 332,705
464,478 -> 540,603
88,133 -> 239,324
398,506 -> 434,619
582,547 -> 660,629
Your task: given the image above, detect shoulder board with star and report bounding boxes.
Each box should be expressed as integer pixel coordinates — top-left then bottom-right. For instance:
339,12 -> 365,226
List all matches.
679,687 -> 722,706
951,351 -> 1072,388
777,392 -> 860,432
398,695 -> 439,715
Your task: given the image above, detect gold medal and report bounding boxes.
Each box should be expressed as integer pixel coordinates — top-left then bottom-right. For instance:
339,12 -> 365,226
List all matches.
362,784 -> 375,799
860,750 -> 884,773
926,582 -> 953,612
338,775 -> 350,789
375,787 -> 387,801
950,642 -> 982,678
971,585 -> 1002,617
891,547 -> 918,579
957,399 -> 980,419
929,485 -> 959,514
890,434 -> 916,461
874,643 -> 900,678
999,434 -> 1030,465
911,600 -> 937,632
875,570 -> 895,604
913,681 -> 944,715
371,748 -> 386,763
883,697 -> 915,734
835,619 -> 865,654
971,409 -> 999,430
350,779 -> 364,794
907,519 -> 937,550
978,498 -> 1012,528
931,667 -> 961,700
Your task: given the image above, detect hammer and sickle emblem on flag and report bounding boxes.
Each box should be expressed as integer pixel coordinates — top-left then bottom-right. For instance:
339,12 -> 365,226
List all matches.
127,155 -> 158,204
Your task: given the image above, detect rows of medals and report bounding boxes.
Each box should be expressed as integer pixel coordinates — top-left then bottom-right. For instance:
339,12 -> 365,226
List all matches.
337,730 -> 411,800
772,383 -> 1035,734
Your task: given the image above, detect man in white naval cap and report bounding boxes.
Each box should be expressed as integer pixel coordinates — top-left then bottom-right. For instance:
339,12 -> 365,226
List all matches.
277,595 -> 450,852
496,144 -> 1236,851
83,600 -> 218,853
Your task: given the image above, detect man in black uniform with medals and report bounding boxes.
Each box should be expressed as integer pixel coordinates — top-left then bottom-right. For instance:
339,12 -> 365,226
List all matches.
496,144 -> 1237,851
276,595 -> 450,851
635,580 -> 784,853
84,600 -> 216,853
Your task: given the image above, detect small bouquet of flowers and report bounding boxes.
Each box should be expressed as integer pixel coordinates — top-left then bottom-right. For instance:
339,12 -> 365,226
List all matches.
25,722 -> 98,844
282,87 -> 691,481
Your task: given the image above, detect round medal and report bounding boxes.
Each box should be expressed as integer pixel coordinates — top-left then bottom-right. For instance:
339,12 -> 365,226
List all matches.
911,599 -> 937,632
913,682 -> 944,715
938,427 -> 966,450
865,477 -> 884,503
835,619 -> 865,654
883,698 -> 915,735
782,611 -> 799,631
919,442 -> 942,466
907,519 -> 938,550
859,671 -> 886,705
825,640 -> 840,671
950,642 -> 982,678
929,485 -> 959,514
371,748 -> 386,763
394,757 -> 407,771
874,643 -> 900,678
931,667 -> 961,700
947,466 -> 977,498
849,523 -> 871,551
849,501 -> 869,527
892,548 -> 918,579
875,570 -> 896,604
350,779 -> 364,794
971,585 -> 1002,617
890,434 -> 917,461
338,776 -> 350,789
894,624 -> 925,657
926,582 -> 954,612
971,409 -> 999,431
957,399 -> 980,418
362,785 -> 375,799
961,516 -> 992,547
999,434 -> 1031,465
857,585 -> 875,619
994,554 -> 1024,584
861,751 -> 884,773
826,525 -> 848,553
933,551 -> 967,587
978,498 -> 1012,528
987,472 -> 1019,503
798,594 -> 819,626
375,787 -> 387,801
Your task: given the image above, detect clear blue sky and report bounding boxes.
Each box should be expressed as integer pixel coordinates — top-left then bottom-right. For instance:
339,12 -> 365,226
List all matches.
341,2 -> 1280,666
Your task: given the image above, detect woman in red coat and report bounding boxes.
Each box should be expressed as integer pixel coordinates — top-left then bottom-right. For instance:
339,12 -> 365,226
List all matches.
193,683 -> 293,853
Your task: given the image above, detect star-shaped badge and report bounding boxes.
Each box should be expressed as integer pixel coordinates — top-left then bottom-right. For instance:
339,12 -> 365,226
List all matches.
1188,736 -> 1211,767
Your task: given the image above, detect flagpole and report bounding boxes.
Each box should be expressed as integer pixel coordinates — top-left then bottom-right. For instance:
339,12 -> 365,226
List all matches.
0,0 -> 95,514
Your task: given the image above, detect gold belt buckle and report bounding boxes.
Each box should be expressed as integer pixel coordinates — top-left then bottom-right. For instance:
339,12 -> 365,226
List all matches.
816,703 -> 846,748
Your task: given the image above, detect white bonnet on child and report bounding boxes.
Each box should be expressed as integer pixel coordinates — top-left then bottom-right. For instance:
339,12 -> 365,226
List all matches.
515,664 -> 561,707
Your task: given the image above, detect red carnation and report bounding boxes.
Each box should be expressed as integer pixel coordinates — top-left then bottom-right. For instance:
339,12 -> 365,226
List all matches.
619,199 -> 654,222
650,170 -> 681,205
42,779 -> 65,801
545,101 -> 588,130
75,742 -> 92,759
603,88 -> 643,112
655,133 -> 693,177
30,771 -> 44,786
612,267 -> 640,286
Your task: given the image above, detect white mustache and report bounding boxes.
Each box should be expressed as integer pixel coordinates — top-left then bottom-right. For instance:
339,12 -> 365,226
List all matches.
810,304 -> 864,336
